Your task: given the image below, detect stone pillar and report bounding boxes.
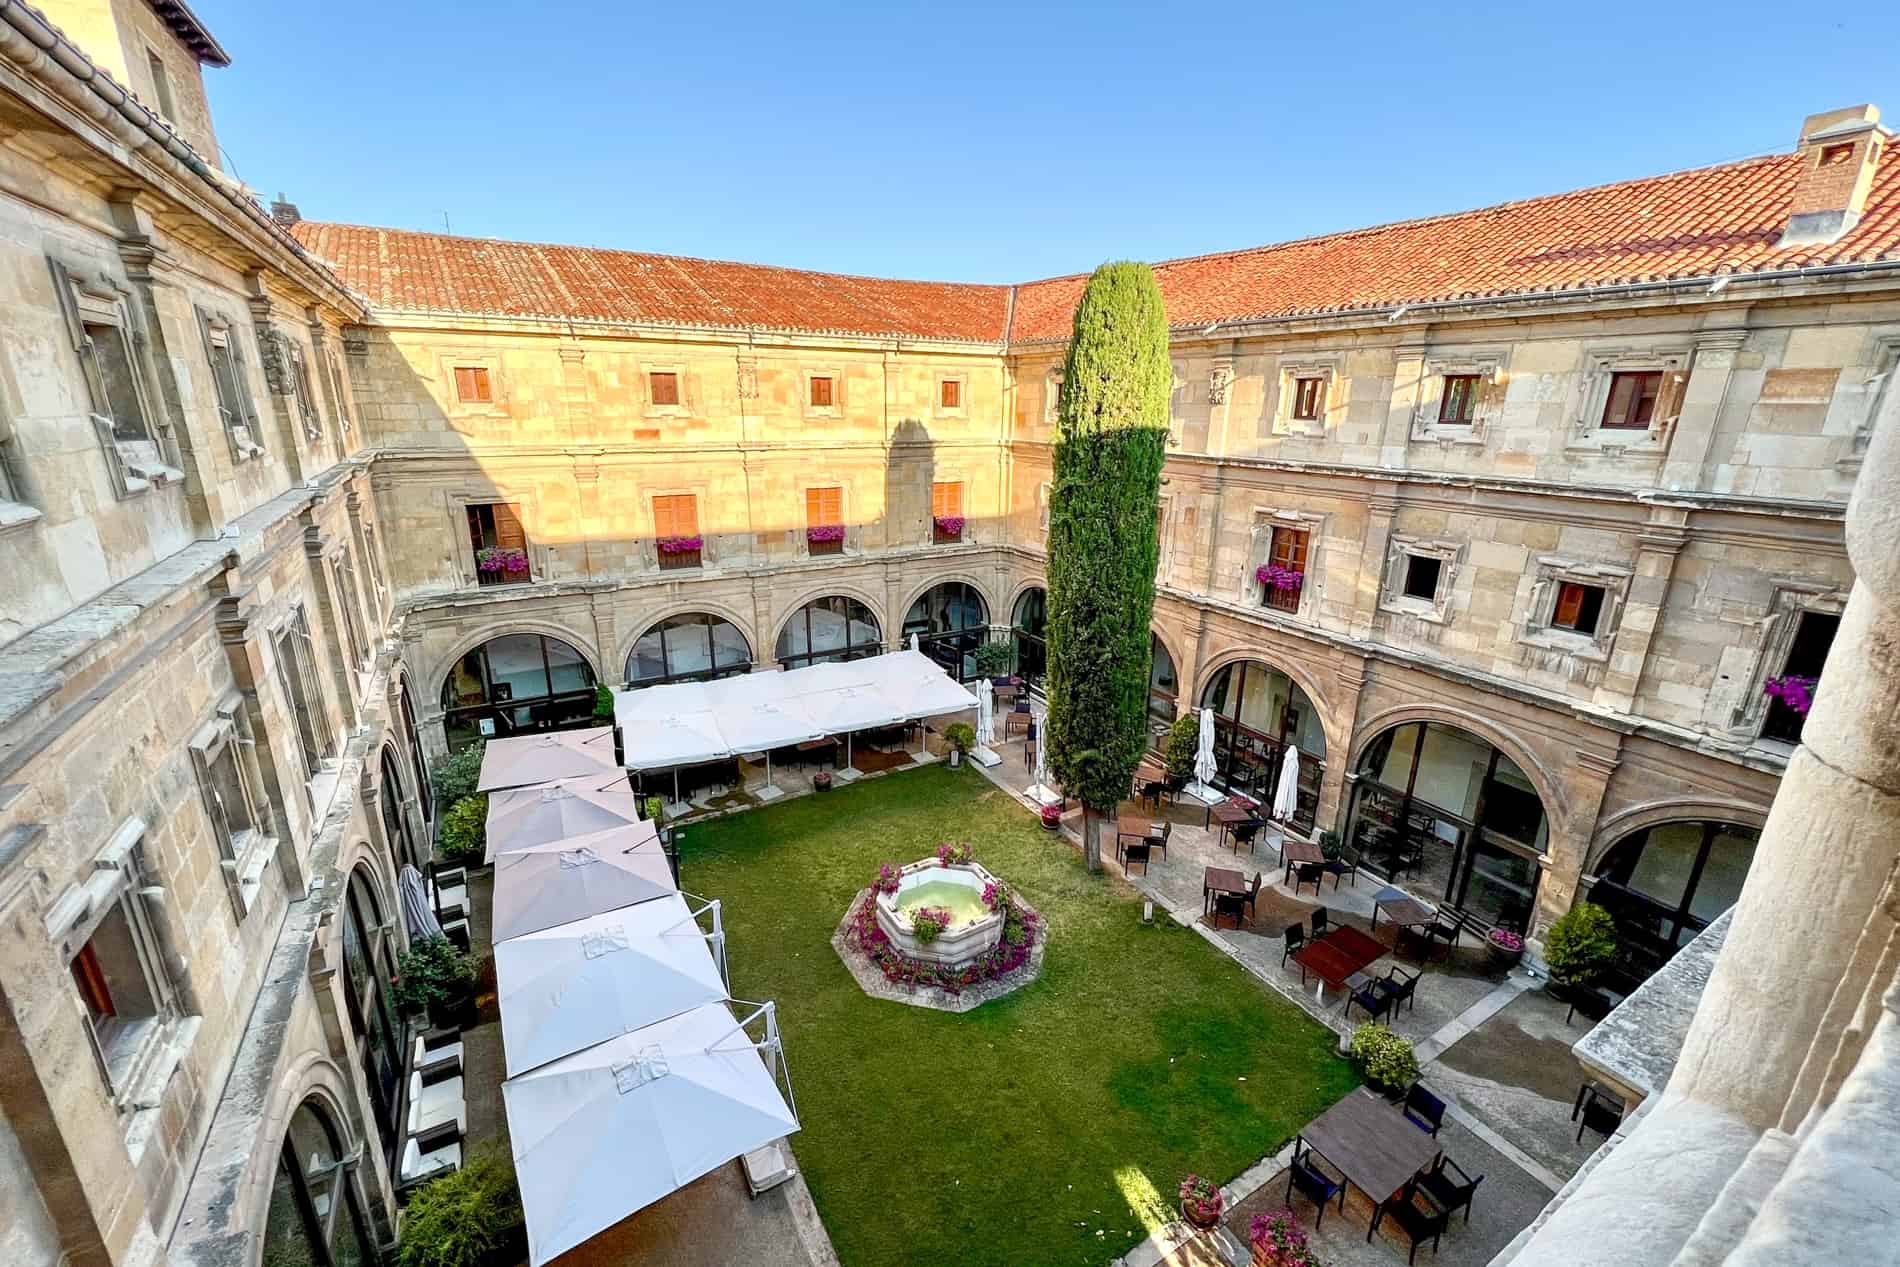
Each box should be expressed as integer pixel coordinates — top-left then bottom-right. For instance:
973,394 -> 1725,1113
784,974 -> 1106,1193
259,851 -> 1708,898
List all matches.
1346,488 -> 1400,640
1377,338 -> 1426,470
1533,745 -> 1618,940
1595,509 -> 1687,714
1318,658 -> 1370,833
1660,326 -> 1749,494
249,269 -> 311,479
302,512 -> 363,732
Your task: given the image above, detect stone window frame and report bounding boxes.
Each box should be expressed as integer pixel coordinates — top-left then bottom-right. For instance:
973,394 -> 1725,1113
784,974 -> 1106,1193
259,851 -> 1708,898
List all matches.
1566,344 -> 1691,454
802,367 -> 843,420
1270,356 -> 1340,438
1037,480 -> 1052,532
1839,334 -> 1900,473
48,256 -> 183,499
283,337 -> 324,444
328,542 -> 373,679
797,479 -> 850,557
1167,358 -> 1188,446
1245,507 -> 1326,620
648,485 -> 710,570
1043,368 -> 1063,424
440,354 -> 507,422
450,492 -> 534,588
1411,350 -> 1509,447
190,695 -> 278,921
1519,555 -> 1635,663
273,602 -> 338,785
1730,582 -> 1848,741
642,363 -> 688,417
195,305 -> 266,463
1380,535 -> 1464,624
45,817 -> 188,1109
933,371 -> 968,419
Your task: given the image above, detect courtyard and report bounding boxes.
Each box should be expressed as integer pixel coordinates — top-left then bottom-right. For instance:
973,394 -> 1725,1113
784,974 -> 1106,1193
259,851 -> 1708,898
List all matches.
675,762 -> 1359,1267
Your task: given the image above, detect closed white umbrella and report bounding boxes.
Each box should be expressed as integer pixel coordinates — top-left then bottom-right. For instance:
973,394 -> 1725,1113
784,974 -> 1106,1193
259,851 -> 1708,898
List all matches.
490,821 -> 674,944
503,1000 -> 799,1266
486,776 -> 646,862
398,864 -> 444,940
1188,706 -> 1220,802
496,893 -> 728,1076
1273,745 -> 1301,822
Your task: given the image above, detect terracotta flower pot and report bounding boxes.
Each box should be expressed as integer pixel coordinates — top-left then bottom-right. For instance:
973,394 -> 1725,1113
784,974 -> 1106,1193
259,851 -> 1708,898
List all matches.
813,771 -> 832,792
1182,1200 -> 1223,1230
1040,802 -> 1062,830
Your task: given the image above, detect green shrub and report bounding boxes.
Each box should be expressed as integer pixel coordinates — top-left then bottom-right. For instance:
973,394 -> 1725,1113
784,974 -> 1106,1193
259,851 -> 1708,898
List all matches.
398,1149 -> 523,1267
643,795 -> 665,823
439,795 -> 488,866
1349,1023 -> 1418,1090
944,722 -> 976,754
392,936 -> 476,1015
974,641 -> 1013,678
430,743 -> 484,812
1545,902 -> 1618,988
1163,714 -> 1201,780
592,683 -> 615,719
1317,829 -> 1342,862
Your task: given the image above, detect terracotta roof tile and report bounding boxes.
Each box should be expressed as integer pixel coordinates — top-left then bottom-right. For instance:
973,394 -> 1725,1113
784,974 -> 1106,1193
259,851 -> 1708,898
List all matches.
288,222 -> 1012,342
294,146 -> 1900,345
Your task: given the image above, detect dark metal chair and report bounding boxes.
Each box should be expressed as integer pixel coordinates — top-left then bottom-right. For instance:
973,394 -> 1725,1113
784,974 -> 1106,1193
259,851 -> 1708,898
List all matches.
1164,772 -> 1190,805
1376,966 -> 1421,1014
1280,923 -> 1305,968
1212,890 -> 1246,930
1150,819 -> 1172,861
1286,1145 -> 1345,1228
1417,1155 -> 1483,1224
1293,862 -> 1325,897
1310,907 -> 1330,940
1369,1180 -> 1448,1263
1324,846 -> 1361,889
1231,819 -> 1261,855
1118,840 -> 1151,876
1343,977 -> 1394,1023
1424,916 -> 1462,959
1137,779 -> 1168,812
1403,1083 -> 1446,1137
1576,1084 -> 1624,1142
1240,873 -> 1263,923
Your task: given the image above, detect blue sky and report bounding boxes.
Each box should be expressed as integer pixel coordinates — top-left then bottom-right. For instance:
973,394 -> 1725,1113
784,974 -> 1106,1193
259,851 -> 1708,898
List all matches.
198,0 -> 1897,283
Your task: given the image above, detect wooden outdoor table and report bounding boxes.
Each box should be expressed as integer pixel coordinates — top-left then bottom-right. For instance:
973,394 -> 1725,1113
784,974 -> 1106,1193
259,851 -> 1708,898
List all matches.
1281,836 -> 1324,884
1299,1087 -> 1442,1211
1203,865 -> 1247,917
1204,794 -> 1257,828
1208,800 -> 1254,849
1291,927 -> 1388,1002
1373,892 -> 1438,931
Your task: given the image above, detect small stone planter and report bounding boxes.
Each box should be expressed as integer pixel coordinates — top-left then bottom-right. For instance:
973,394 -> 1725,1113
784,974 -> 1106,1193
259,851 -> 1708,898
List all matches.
1182,1201 -> 1223,1231
1040,802 -> 1062,830
813,770 -> 833,792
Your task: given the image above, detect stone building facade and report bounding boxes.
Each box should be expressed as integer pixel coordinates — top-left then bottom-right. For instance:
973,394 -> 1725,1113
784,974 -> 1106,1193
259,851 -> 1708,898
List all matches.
0,8 -> 423,1267
1,3 -> 1897,1266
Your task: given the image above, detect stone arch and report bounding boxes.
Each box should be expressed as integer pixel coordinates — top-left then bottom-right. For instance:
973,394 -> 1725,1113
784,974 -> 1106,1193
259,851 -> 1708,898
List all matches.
1346,702 -> 1570,840
1194,646 -> 1340,757
423,619 -> 604,709
615,598 -> 761,682
896,573 -> 998,629
238,1054 -> 365,1267
770,581 -> 889,649
1585,797 -> 1772,876
1003,575 -> 1048,620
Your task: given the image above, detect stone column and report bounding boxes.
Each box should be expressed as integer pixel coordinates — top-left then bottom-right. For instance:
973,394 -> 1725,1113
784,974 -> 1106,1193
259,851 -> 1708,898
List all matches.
1346,488 -> 1401,640
1377,338 -> 1426,471
1659,327 -> 1749,493
1532,745 -> 1618,941
1595,509 -> 1687,714
1316,658 -> 1370,833
249,269 -> 311,480
302,513 -> 363,732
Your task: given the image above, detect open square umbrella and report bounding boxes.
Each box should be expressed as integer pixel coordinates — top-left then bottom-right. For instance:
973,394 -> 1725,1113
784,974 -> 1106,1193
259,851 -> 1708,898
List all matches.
490,820 -> 674,944
495,892 -> 728,1076
486,776 -> 646,862
503,1000 -> 799,1266
477,726 -> 620,792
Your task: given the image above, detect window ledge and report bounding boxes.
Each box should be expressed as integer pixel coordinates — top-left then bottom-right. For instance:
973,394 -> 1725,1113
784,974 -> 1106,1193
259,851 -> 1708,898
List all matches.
127,458 -> 184,487
0,499 -> 42,534
1519,628 -> 1609,661
1381,596 -> 1450,623
1563,433 -> 1666,458
222,834 -> 278,921
122,1015 -> 202,1161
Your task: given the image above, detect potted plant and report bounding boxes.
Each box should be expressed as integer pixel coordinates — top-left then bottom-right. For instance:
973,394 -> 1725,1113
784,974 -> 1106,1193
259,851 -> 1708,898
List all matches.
1040,801 -> 1062,830
813,769 -> 832,792
973,641 -> 1013,681
1486,926 -> 1526,970
438,795 -> 488,868
1178,1174 -> 1224,1229
429,742 -> 485,816
1248,1208 -> 1320,1266
1349,1022 -> 1418,1099
1164,714 -> 1200,781
592,683 -> 615,720
944,722 -> 975,768
398,1148 -> 525,1267
393,936 -> 478,1030
1545,901 -> 1618,999
1316,828 -> 1342,863
642,795 -> 664,823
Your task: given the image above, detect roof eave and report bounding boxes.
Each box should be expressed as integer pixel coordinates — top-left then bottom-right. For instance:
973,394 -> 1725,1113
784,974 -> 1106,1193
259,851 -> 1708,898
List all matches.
147,0 -> 230,66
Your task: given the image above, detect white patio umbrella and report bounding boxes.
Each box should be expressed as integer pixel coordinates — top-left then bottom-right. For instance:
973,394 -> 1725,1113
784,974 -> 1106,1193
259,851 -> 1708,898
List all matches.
397,864 -> 444,940
977,680 -> 995,747
490,821 -> 674,944
1273,745 -> 1301,822
503,1000 -> 800,1266
1188,706 -> 1220,802
486,776 -> 646,862
477,726 -> 620,793
496,893 -> 728,1076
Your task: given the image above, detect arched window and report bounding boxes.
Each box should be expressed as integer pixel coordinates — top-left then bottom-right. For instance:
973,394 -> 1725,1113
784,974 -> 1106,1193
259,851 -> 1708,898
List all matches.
1011,588 -> 1047,686
397,676 -> 431,825
378,747 -> 417,872
627,613 -> 752,688
902,582 -> 989,680
1195,661 -> 1325,830
261,1099 -> 377,1267
439,634 -> 597,753
1342,721 -> 1546,933
1590,820 -> 1760,987
341,868 -> 403,1163
776,597 -> 881,671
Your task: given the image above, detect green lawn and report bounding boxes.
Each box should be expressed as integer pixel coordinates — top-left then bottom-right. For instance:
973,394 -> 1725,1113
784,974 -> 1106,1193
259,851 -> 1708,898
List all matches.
676,765 -> 1357,1267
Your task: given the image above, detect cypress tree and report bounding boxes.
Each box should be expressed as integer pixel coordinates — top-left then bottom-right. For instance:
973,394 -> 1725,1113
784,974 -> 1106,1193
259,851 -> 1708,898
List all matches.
1044,261 -> 1170,872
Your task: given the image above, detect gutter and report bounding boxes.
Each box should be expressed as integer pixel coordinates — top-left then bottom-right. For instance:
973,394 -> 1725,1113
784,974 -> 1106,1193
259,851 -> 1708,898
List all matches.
0,0 -> 362,317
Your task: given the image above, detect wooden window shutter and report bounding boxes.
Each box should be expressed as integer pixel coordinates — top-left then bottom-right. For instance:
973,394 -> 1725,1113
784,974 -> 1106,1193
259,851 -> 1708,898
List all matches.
807,486 -> 841,526
655,494 -> 697,538
493,503 -> 526,550
932,482 -> 962,518
1553,583 -> 1585,628
71,942 -> 115,1018
653,496 -> 675,539
678,495 -> 698,536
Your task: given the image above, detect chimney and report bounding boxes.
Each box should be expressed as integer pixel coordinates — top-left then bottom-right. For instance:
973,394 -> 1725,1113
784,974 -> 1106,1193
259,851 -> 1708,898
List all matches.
1778,105 -> 1889,247
269,193 -> 301,228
